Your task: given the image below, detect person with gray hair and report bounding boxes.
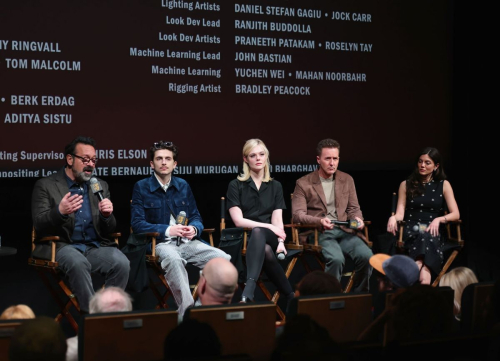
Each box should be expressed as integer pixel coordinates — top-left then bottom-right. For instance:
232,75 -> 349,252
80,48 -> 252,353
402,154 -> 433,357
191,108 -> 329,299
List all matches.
198,258 -> 238,306
66,287 -> 133,361
89,286 -> 133,313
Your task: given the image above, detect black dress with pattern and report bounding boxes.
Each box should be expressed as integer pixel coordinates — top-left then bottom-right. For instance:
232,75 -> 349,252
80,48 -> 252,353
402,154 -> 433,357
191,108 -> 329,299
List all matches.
403,179 -> 446,275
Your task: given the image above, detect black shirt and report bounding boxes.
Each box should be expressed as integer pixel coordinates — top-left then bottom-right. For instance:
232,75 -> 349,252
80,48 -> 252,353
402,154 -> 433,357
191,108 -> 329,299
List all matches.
226,178 -> 286,224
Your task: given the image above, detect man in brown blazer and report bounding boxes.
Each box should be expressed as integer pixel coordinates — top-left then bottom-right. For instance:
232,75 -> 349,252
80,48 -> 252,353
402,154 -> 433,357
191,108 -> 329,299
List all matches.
292,139 -> 372,292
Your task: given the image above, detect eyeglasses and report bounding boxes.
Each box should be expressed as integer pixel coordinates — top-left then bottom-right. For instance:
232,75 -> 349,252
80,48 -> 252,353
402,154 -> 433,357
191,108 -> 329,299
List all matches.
153,141 -> 173,149
72,154 -> 98,165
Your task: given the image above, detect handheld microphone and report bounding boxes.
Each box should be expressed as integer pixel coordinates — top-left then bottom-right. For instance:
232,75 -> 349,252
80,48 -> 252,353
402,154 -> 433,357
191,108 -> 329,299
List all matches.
332,219 -> 360,230
175,211 -> 187,246
89,177 -> 105,201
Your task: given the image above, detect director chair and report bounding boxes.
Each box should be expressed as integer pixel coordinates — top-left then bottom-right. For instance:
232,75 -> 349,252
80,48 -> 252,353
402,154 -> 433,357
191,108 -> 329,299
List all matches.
390,192 -> 464,287
27,228 -> 120,332
287,194 -> 372,293
220,197 -> 302,323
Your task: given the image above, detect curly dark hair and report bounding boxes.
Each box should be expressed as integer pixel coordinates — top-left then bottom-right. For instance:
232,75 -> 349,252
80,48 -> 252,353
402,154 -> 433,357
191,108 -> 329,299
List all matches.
150,141 -> 178,161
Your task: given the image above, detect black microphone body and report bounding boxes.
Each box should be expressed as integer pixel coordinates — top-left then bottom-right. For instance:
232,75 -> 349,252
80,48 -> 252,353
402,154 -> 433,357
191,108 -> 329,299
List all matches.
331,219 -> 360,230
175,211 -> 187,246
89,177 -> 105,201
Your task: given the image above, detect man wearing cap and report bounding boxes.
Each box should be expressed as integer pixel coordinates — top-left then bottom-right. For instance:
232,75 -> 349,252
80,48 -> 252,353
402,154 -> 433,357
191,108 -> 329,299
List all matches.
370,254 -> 420,291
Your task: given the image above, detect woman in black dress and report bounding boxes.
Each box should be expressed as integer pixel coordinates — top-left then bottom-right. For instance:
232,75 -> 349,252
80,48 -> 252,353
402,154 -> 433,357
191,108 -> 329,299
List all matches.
387,147 -> 460,284
226,139 -> 294,303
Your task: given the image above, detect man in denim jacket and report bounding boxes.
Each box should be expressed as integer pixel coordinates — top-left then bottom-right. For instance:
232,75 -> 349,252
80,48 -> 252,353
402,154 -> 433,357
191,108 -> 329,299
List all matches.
131,141 -> 230,315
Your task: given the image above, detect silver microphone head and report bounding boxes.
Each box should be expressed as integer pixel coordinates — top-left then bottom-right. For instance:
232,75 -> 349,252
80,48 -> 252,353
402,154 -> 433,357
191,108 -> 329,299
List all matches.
277,252 -> 285,261
89,177 -> 103,194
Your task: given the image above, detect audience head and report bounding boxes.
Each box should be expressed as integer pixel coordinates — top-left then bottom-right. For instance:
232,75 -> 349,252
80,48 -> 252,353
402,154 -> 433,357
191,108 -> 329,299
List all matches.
295,271 -> 342,297
164,319 -> 221,361
9,316 -> 67,361
388,284 -> 454,342
150,140 -> 179,161
0,305 -> 35,320
370,254 -> 420,290
199,258 -> 238,305
271,314 -> 344,361
439,267 -> 478,316
89,287 -> 133,314
238,138 -> 271,182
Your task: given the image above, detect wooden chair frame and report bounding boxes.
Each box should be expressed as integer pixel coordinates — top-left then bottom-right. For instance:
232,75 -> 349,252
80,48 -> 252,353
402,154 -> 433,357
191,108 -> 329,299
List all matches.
287,194 -> 372,293
27,228 -> 120,333
391,193 -> 464,287
220,197 -> 302,324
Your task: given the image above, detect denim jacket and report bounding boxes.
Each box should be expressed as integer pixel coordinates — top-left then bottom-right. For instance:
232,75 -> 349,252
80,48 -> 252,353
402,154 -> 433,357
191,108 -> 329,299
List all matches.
131,175 -> 204,241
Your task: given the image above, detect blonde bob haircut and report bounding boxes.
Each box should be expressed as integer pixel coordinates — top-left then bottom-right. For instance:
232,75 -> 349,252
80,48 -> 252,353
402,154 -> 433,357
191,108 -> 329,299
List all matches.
439,267 -> 478,317
237,138 -> 272,182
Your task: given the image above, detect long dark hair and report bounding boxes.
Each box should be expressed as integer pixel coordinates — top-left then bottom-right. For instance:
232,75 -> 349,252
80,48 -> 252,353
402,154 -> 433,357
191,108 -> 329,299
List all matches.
407,147 -> 447,199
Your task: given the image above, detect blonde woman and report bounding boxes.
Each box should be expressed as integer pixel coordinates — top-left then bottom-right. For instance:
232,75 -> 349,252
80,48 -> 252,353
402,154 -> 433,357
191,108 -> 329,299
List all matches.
226,139 -> 293,303
439,267 -> 478,320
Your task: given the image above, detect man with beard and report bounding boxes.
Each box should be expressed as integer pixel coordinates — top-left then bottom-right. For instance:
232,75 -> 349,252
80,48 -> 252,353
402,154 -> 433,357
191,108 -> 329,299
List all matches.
31,136 -> 130,313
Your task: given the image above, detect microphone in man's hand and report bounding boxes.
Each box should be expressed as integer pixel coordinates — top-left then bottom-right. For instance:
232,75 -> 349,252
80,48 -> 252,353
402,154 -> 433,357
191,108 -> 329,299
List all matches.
89,177 -> 105,201
176,211 -> 187,246
332,219 -> 360,230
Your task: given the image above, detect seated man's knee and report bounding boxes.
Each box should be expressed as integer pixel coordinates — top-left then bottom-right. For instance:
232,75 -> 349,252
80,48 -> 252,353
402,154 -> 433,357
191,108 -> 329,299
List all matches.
160,255 -> 184,272
63,254 -> 91,274
325,253 -> 345,267
115,253 -> 131,273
